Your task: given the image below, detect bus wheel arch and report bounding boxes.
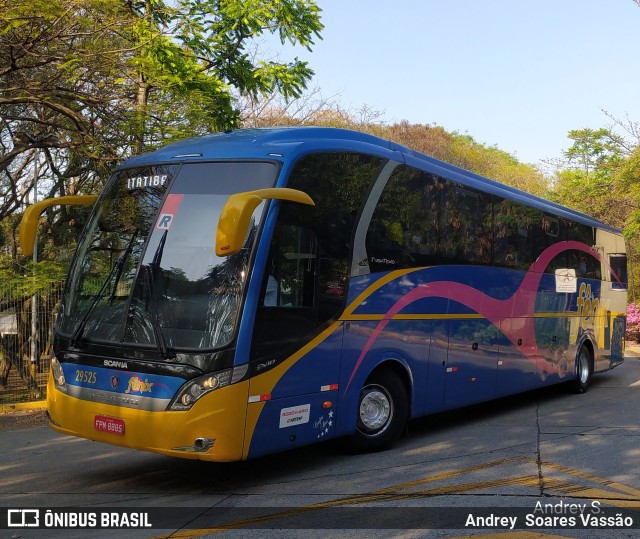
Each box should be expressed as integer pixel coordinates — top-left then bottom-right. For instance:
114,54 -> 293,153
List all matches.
572,340 -> 594,394
343,361 -> 411,453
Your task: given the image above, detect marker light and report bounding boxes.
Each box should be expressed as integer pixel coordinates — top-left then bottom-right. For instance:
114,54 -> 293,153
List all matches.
51,357 -> 68,394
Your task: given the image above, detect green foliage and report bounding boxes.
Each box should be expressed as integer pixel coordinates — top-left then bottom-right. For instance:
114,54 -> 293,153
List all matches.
1,0 -> 323,289
550,125 -> 640,298
448,132 -> 547,196
564,128 -> 625,175
616,148 -> 640,257
120,0 -> 323,149
550,169 -> 615,223
0,261 -> 67,298
550,126 -> 630,226
372,122 -> 548,197
2,0 -> 323,165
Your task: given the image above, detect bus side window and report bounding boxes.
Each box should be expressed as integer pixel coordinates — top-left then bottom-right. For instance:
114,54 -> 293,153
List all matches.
445,184 -> 492,266
565,250 -> 601,279
365,166 -> 438,272
565,221 -> 600,278
610,254 -> 628,289
260,224 -> 316,308
493,199 -> 538,271
252,151 -> 384,363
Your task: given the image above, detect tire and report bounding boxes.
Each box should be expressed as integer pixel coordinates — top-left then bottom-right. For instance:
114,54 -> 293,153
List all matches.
571,344 -> 592,394
344,369 -> 409,453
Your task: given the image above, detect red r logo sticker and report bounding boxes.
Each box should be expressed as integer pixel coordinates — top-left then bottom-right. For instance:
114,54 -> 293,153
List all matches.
155,194 -> 183,230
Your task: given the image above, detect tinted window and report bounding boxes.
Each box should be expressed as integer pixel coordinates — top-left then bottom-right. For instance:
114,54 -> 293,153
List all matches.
251,153 -> 385,361
610,254 -> 628,289
365,166 -> 493,272
493,199 -> 540,271
544,218 -> 599,276
284,153 -> 385,315
365,166 -> 439,272
440,183 -> 492,266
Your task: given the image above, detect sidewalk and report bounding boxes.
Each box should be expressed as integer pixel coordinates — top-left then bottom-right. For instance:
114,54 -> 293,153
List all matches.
626,342 -> 640,357
0,408 -> 47,429
0,400 -> 47,414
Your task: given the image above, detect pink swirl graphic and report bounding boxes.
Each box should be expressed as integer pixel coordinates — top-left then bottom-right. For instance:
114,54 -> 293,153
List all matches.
345,241 -> 619,391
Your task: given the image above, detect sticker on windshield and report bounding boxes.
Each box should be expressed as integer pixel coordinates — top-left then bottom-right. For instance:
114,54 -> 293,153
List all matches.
155,194 -> 183,230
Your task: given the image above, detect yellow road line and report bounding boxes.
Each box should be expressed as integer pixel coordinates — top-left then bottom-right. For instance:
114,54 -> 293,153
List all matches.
152,456 -> 639,538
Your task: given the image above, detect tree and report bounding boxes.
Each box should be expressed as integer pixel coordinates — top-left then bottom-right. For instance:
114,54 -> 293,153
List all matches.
550,127 -> 629,224
122,0 -> 323,152
376,122 -> 548,197
549,124 -> 640,299
563,128 -> 624,177
1,0 -> 323,259
613,146 -> 640,241
0,0 -> 323,396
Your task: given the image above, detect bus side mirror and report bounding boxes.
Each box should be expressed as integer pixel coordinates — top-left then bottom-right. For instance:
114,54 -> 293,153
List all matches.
20,195 -> 98,257
216,188 -> 315,256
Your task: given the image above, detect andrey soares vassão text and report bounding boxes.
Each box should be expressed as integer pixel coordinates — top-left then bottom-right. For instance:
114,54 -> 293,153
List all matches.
465,501 -> 635,530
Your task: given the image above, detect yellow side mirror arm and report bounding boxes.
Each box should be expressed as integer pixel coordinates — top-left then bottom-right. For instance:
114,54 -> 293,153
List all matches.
216,188 -> 315,256
20,195 -> 98,257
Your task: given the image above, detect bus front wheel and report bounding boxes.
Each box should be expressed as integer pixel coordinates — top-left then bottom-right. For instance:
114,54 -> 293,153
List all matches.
572,344 -> 592,394
345,369 -> 408,452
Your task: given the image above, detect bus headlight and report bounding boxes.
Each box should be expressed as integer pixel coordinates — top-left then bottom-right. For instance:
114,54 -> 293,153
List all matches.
51,357 -> 68,394
168,365 -> 247,411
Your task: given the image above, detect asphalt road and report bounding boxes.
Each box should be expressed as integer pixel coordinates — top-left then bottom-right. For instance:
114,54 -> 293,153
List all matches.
2,355 -> 640,539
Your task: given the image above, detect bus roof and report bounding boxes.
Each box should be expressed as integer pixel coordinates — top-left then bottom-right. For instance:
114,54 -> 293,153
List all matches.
122,127 -> 620,234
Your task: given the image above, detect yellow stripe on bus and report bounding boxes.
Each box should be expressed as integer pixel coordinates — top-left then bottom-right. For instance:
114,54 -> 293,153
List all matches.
341,312 -> 598,322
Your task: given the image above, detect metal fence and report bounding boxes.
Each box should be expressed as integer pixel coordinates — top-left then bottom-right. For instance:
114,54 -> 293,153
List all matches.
0,281 -> 63,403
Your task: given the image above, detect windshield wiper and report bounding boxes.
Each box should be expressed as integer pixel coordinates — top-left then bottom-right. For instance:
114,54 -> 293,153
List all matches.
142,230 -> 173,359
70,229 -> 139,347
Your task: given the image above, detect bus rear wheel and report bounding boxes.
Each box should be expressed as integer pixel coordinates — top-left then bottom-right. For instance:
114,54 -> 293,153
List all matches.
345,369 -> 408,452
572,344 -> 592,394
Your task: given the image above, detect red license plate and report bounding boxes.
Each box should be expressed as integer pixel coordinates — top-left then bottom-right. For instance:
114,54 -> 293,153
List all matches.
94,415 -> 125,435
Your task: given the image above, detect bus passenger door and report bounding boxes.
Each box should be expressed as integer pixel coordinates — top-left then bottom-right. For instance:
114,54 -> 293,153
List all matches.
444,319 -> 498,409
424,320 -> 447,414
245,223 -> 344,458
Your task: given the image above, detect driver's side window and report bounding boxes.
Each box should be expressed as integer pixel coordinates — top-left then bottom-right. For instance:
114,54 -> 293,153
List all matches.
259,224 -> 317,308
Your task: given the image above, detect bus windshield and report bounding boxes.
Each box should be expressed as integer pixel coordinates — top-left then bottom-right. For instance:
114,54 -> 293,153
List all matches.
59,161 -> 277,354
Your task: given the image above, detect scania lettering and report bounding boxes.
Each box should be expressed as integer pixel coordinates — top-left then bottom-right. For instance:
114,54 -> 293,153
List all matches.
104,360 -> 128,369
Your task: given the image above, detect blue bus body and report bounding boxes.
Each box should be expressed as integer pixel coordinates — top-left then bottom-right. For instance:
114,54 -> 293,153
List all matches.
42,127 -> 627,461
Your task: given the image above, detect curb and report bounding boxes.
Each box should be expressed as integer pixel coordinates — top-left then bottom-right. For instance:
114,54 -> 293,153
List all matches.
0,401 -> 47,414
625,344 -> 640,358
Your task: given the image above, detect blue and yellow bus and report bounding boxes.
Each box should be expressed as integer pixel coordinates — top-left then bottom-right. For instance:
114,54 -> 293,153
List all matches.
21,127 -> 627,461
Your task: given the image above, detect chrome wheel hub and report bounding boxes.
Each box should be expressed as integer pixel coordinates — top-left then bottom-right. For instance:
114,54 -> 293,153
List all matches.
578,351 -> 590,384
359,387 -> 391,431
